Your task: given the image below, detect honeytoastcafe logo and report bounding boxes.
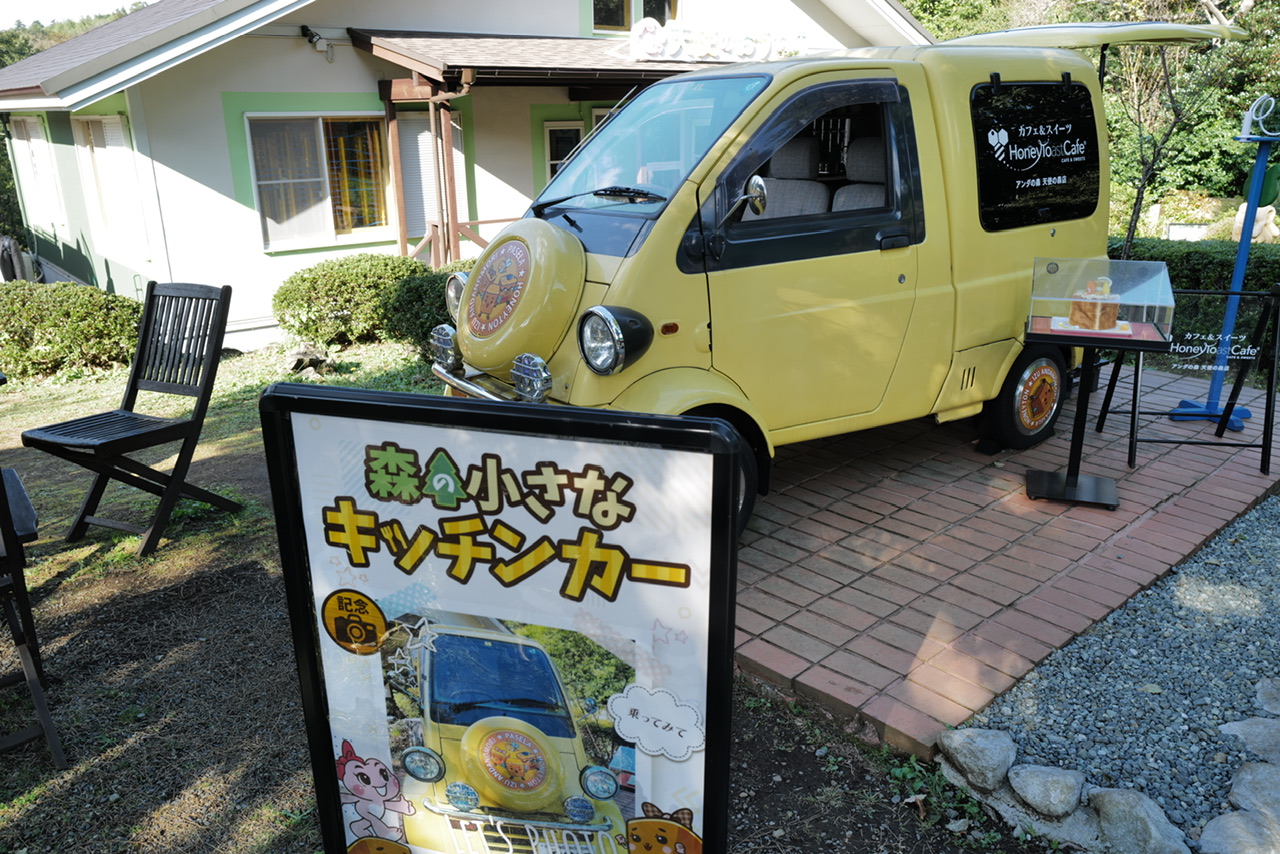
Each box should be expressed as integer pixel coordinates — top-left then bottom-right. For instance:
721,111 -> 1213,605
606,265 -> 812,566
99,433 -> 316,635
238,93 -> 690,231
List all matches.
986,124 -> 1089,171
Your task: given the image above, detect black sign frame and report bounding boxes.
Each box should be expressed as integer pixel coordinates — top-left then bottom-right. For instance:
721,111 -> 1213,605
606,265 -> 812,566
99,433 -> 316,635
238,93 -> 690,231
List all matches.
260,383 -> 741,854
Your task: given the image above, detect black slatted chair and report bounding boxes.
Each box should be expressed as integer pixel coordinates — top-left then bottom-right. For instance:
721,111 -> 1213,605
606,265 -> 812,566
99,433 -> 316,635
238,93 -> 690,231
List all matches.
21,282 -> 241,557
0,467 -> 67,768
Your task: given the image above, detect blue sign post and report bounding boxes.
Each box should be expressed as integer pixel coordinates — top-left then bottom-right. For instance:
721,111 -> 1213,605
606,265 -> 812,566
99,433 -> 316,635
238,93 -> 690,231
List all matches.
1171,95 -> 1280,430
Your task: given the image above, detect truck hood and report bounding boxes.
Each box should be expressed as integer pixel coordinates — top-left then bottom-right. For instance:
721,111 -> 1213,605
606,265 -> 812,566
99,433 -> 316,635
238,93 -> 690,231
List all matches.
942,21 -> 1245,48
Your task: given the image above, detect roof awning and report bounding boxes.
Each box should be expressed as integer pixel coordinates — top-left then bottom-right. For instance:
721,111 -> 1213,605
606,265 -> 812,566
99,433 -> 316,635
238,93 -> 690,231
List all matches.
348,29 -> 730,90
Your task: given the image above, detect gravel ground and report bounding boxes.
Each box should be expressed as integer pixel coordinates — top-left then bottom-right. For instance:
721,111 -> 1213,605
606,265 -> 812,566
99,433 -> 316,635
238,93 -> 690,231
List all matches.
968,490 -> 1280,836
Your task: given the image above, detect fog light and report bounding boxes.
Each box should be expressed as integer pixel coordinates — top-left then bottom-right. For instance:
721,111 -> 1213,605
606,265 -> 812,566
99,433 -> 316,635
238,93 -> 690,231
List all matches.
446,782 -> 480,812
402,747 -> 445,783
564,796 -> 596,824
512,353 -> 552,403
580,765 -> 619,800
431,324 -> 462,371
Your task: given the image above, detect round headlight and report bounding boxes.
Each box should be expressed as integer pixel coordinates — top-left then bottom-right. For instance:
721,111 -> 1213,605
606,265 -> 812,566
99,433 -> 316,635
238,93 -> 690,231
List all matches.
402,747 -> 445,783
563,795 -> 596,824
446,781 -> 481,812
580,765 -> 620,800
577,306 -> 653,376
446,272 -> 468,323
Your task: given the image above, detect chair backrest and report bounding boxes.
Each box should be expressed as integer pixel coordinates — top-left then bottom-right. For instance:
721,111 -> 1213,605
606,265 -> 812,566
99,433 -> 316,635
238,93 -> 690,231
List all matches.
121,282 -> 233,411
0,469 -> 36,571
742,136 -> 830,221
832,137 -> 887,212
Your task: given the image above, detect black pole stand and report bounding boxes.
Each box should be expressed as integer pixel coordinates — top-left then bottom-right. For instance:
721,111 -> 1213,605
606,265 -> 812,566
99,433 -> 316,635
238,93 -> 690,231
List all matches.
1026,346 -> 1120,510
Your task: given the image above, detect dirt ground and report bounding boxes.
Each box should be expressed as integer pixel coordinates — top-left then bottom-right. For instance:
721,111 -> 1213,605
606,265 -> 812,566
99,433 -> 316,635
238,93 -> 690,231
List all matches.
0,347 -> 1047,853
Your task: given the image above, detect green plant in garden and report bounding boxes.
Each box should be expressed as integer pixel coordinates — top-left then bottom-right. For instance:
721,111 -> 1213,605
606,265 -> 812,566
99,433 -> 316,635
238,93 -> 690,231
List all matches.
0,280 -> 143,379
378,258 -> 476,357
272,253 -> 427,345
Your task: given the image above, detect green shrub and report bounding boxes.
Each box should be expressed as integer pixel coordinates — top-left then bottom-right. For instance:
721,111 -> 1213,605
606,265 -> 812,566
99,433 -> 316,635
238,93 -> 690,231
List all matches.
272,253 -> 428,345
1110,236 -> 1280,349
379,259 -> 476,357
0,280 -> 143,380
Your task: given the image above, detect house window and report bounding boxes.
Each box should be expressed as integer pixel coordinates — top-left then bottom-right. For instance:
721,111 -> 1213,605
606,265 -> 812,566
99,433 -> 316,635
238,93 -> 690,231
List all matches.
642,0 -> 676,24
546,121 -> 585,181
73,115 -> 147,256
593,0 -> 676,30
593,0 -> 629,31
8,117 -> 65,239
248,116 -> 389,248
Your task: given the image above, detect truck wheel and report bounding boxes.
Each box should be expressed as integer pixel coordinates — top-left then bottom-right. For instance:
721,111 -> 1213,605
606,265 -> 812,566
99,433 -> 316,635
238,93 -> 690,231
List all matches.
460,716 -> 565,812
984,345 -> 1067,450
457,219 -> 586,375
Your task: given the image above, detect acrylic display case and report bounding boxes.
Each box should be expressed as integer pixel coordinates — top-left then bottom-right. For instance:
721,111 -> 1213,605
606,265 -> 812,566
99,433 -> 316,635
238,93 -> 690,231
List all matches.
1026,257 -> 1175,352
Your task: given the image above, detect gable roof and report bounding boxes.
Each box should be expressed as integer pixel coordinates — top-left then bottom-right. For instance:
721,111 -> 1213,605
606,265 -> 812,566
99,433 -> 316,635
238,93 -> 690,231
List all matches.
0,0 -> 930,112
0,0 -> 316,111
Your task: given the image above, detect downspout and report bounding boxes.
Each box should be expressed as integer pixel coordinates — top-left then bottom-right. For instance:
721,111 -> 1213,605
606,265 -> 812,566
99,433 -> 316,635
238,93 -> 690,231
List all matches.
426,70 -> 473,266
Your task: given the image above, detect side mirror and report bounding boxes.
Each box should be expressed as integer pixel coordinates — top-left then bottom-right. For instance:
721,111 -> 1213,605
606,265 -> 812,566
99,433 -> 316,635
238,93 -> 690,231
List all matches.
715,174 -> 768,231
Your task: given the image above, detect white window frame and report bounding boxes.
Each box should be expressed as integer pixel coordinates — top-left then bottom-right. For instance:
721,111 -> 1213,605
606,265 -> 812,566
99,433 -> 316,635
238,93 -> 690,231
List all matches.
545,121 -> 585,184
72,114 -> 147,257
7,116 -> 66,240
245,111 -> 395,252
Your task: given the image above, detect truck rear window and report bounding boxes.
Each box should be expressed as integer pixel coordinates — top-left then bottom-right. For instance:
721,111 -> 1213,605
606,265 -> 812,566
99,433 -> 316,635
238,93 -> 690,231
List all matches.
970,80 -> 1100,231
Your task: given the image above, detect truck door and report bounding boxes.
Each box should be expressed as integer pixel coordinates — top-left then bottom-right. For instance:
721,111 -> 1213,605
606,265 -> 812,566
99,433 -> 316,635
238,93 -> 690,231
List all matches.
700,76 -> 925,433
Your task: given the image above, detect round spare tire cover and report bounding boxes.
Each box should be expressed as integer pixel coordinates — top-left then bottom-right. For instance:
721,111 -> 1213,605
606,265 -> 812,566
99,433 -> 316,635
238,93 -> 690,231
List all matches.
459,218 -> 586,374
459,716 -> 565,812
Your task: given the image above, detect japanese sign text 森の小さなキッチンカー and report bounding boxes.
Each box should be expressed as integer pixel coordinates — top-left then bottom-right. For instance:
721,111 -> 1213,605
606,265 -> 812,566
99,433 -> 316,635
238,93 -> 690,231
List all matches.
260,384 -> 741,854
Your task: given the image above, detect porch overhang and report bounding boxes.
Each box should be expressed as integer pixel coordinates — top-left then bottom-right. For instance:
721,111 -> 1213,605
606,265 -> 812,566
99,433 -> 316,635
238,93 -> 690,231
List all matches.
348,29 -> 731,92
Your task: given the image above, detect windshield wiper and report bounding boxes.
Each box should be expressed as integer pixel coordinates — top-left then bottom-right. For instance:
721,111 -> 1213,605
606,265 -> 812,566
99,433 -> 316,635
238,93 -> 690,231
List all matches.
531,186 -> 667,217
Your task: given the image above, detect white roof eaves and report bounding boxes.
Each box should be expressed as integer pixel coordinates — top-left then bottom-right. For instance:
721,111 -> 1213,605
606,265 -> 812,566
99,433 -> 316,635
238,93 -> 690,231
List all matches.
0,0 -> 315,113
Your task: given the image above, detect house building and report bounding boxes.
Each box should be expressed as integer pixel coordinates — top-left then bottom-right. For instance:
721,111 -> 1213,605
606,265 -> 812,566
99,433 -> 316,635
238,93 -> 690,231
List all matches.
0,0 -> 931,348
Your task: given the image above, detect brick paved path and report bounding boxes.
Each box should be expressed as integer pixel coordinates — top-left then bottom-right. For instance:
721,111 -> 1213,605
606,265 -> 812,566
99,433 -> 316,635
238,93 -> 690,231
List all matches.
733,366 -> 1279,756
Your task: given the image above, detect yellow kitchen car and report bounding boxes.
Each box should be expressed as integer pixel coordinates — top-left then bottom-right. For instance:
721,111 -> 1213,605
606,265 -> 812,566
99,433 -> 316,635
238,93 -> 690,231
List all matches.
395,612 -> 626,854
430,22 -> 1242,521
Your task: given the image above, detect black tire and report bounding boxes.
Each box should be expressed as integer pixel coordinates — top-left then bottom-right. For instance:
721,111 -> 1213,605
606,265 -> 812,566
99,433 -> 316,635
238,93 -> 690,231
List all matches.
984,344 -> 1068,450
734,444 -> 759,536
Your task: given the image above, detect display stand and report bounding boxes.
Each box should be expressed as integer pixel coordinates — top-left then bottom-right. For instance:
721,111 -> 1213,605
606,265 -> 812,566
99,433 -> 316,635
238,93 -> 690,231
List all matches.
1025,346 -> 1119,508
1096,284 -> 1280,474
1022,258 -> 1175,509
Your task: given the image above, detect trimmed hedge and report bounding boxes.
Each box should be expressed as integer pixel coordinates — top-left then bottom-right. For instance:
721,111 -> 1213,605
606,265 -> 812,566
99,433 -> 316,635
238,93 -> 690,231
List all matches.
272,253 -> 429,345
378,259 -> 476,357
0,281 -> 143,380
1110,237 -> 1280,346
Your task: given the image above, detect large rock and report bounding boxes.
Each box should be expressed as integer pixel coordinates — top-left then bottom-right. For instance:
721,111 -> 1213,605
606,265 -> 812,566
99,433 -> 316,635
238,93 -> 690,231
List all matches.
1008,764 -> 1085,818
1221,718 -> 1280,764
937,729 -> 1016,793
937,757 -> 1102,853
1090,788 -> 1190,854
1199,808 -> 1280,854
1229,762 -> 1280,818
1257,678 -> 1280,716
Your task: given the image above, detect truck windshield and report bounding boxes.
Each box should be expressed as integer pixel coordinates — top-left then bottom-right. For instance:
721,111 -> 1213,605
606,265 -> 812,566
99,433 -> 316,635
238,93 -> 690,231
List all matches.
429,634 -> 575,738
534,74 -> 769,215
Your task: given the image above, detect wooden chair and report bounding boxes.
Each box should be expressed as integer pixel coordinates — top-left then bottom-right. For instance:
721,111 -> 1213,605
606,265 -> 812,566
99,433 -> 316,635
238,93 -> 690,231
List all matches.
21,282 -> 241,557
0,467 -> 67,769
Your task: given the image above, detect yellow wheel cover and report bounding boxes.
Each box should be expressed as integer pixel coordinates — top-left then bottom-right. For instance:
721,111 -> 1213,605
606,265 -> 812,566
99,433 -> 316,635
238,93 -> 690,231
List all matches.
460,716 -> 565,812
458,218 -> 585,376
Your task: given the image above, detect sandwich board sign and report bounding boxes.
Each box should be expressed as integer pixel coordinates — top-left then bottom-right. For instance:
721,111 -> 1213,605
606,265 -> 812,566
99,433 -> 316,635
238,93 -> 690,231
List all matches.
259,384 -> 741,854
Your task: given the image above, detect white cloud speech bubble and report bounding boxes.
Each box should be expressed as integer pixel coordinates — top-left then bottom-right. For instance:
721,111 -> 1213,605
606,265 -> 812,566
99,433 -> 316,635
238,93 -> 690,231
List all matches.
607,684 -> 705,761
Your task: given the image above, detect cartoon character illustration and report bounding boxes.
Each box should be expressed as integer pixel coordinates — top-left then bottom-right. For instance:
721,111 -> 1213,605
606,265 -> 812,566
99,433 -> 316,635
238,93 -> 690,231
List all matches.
617,802 -> 703,854
336,740 -> 416,841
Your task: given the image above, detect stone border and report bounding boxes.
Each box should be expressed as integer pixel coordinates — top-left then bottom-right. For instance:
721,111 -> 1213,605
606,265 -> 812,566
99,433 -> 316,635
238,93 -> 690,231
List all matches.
937,678 -> 1280,853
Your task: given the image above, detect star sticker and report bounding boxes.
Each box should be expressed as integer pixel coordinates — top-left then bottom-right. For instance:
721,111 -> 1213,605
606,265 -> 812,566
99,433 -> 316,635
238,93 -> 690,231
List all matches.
652,619 -> 672,645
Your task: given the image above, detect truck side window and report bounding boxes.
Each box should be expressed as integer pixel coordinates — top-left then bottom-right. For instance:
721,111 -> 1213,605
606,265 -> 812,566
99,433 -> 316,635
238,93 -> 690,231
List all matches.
970,80 -> 1100,231
696,79 -> 923,272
